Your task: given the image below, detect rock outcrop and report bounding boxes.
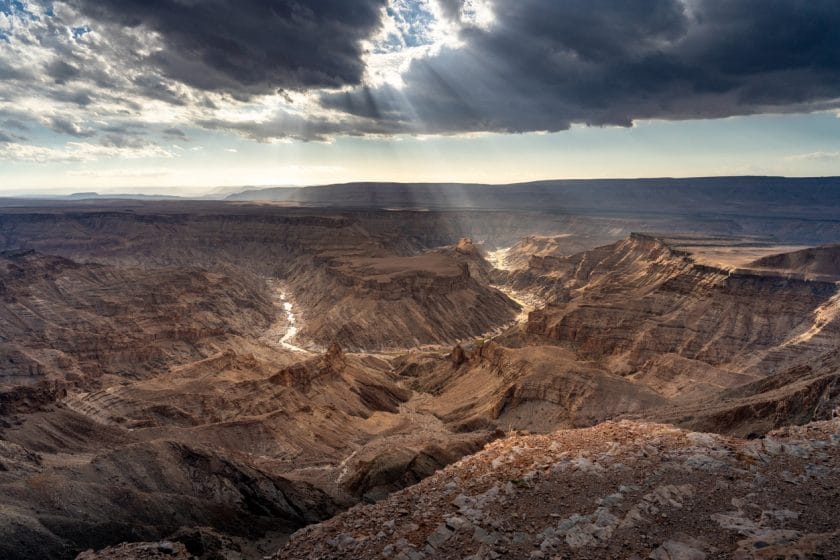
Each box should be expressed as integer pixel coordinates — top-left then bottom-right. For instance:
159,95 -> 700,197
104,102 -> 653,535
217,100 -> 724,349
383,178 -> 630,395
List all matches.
276,418 -> 840,560
0,436 -> 338,560
76,541 -> 190,560
415,342 -> 667,433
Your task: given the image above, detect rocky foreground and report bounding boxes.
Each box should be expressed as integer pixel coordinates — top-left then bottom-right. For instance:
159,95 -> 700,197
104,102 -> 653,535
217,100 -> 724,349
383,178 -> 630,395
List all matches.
275,419 -> 840,560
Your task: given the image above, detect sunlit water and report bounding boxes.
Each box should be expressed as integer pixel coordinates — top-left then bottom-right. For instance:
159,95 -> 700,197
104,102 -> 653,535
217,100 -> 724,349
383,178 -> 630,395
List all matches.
484,246 -> 542,323
278,291 -> 307,352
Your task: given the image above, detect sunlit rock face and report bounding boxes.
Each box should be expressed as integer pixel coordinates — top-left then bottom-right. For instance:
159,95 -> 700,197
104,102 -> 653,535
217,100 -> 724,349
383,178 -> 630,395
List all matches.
521,234 -> 839,375
510,234 -> 840,437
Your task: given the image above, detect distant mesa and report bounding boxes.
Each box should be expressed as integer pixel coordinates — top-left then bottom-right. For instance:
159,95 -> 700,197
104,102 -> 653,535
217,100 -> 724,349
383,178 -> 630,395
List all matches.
64,192 -> 183,200
225,176 -> 840,219
750,243 -> 840,279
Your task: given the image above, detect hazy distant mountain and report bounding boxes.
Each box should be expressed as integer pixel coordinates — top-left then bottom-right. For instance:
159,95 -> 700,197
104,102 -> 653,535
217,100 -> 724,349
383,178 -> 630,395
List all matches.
195,185 -> 300,199
226,176 -> 840,218
67,192 -> 183,200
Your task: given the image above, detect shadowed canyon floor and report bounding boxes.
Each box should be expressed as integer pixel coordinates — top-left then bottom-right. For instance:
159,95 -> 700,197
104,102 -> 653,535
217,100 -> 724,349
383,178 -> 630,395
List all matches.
0,196 -> 838,559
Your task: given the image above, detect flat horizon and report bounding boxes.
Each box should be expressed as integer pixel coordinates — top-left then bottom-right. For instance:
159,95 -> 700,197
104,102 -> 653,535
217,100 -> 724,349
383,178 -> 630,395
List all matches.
5,173 -> 840,200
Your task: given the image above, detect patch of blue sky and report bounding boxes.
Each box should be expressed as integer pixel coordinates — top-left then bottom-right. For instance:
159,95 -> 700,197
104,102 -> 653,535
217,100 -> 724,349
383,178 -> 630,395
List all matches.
0,0 -> 28,42
373,32 -> 404,54
72,25 -> 91,39
381,0 -> 437,50
0,0 -> 53,22
0,0 -> 28,16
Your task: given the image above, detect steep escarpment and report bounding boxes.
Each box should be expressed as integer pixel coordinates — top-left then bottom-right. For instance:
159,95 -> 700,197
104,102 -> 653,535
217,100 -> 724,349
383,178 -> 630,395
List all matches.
0,249 -> 275,392
289,246 -> 519,350
638,348 -> 840,437
405,341 -> 666,433
507,233 -> 692,304
0,434 -> 337,560
523,235 -> 838,380
489,233 -> 840,441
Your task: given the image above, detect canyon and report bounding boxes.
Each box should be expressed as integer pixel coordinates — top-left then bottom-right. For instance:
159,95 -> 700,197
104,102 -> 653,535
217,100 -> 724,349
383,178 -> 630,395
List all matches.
0,180 -> 838,559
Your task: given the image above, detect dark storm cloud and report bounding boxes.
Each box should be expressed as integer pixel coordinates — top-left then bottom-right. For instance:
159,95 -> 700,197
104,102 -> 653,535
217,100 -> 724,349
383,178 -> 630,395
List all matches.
64,0 -> 389,97
323,0 -> 840,135
131,74 -> 189,106
46,60 -> 81,84
435,0 -> 463,21
197,112 -> 386,143
5,0 -> 840,146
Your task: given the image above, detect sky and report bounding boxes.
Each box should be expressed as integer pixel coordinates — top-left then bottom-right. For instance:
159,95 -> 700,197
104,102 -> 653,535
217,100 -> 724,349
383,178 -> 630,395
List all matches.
1,0 -> 840,195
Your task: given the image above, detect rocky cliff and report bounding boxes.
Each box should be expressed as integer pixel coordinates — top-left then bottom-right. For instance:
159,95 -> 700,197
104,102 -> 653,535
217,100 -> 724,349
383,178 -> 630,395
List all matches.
522,235 -> 838,383
407,341 -> 667,433
275,418 -> 840,560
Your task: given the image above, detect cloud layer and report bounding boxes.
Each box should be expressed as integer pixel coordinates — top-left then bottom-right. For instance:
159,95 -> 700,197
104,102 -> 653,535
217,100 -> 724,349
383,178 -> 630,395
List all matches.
1,0 -> 840,161
64,0 -> 389,97
324,0 -> 840,134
